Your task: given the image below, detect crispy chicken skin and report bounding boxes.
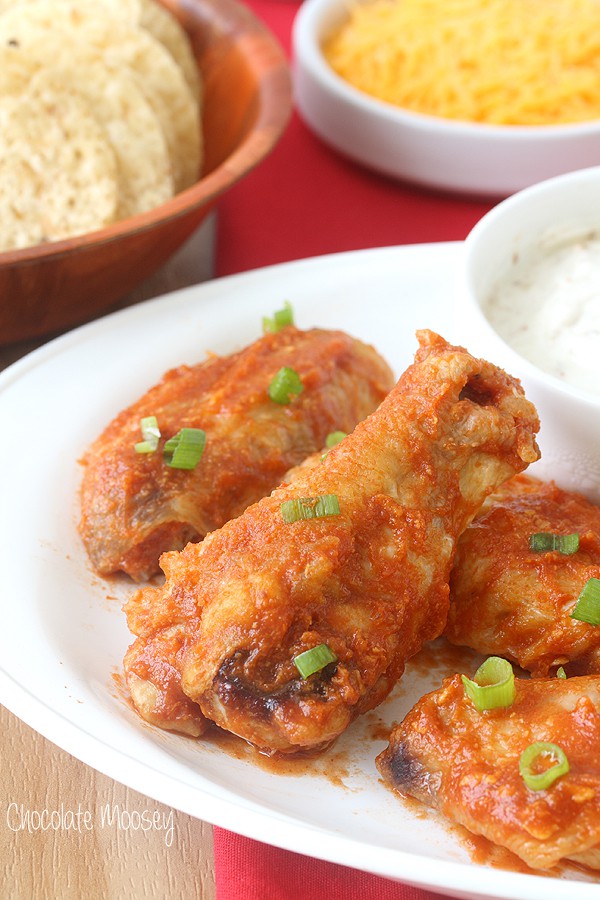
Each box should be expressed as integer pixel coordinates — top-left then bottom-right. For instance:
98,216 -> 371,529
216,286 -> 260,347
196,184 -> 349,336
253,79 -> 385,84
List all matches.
123,331 -> 540,753
446,474 -> 600,676
377,673 -> 600,871
79,326 -> 394,581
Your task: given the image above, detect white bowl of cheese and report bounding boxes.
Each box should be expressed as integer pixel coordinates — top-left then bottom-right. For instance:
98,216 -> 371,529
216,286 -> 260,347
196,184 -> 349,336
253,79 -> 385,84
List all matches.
293,0 -> 600,197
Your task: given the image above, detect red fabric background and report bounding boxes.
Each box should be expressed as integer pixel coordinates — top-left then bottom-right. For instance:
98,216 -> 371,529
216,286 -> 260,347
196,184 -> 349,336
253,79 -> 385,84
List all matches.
214,830 -> 457,900
213,3 -> 497,896
214,1 -> 496,279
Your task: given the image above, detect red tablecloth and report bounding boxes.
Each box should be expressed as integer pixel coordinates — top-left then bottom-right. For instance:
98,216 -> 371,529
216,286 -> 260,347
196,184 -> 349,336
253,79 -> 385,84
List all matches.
213,3 -> 497,897
215,1 -> 496,279
214,830 -> 455,900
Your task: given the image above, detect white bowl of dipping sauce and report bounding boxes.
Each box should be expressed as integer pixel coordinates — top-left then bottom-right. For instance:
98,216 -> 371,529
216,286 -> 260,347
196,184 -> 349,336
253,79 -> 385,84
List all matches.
457,165 -> 600,502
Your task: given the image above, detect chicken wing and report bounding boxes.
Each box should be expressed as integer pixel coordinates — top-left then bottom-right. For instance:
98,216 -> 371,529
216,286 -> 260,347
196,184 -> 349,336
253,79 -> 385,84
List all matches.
123,331 -> 540,753
79,326 -> 394,581
446,474 -> 600,675
377,672 -> 600,871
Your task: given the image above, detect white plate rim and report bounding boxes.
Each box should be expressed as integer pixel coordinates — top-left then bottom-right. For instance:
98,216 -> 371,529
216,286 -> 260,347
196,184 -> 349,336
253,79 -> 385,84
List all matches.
0,242 -> 597,900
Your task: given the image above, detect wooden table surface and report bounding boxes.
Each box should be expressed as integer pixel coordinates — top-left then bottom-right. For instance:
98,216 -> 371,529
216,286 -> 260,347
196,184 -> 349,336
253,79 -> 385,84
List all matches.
0,219 -> 217,900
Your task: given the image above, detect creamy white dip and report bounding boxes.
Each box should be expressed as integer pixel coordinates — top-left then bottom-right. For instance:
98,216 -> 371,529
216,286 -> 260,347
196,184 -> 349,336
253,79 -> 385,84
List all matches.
485,229 -> 600,397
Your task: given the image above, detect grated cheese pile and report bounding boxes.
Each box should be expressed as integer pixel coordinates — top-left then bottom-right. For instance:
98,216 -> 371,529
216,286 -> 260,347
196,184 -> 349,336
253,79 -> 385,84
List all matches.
323,0 -> 600,125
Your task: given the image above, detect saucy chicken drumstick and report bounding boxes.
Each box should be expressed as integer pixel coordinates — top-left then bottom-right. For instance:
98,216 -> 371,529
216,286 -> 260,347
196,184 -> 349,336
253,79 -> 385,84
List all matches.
377,672 -> 600,871
123,331 -> 540,752
80,326 -> 394,580
446,474 -> 600,675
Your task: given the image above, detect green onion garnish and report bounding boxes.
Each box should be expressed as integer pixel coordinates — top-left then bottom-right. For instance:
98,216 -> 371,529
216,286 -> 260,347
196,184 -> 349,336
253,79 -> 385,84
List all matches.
529,532 -> 580,555
325,431 -> 347,448
293,643 -> 337,678
262,301 -> 294,334
134,415 -> 161,453
321,430 -> 347,461
461,656 -> 515,712
280,494 -> 340,523
556,666 -> 567,679
570,577 -> 600,626
268,367 -> 304,405
163,427 -> 206,470
519,741 -> 569,791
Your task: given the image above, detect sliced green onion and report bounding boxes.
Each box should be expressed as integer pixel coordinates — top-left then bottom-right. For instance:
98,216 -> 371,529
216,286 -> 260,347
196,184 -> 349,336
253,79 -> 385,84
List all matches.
570,577 -> 600,625
461,656 -> 515,712
163,427 -> 206,470
293,643 -> 337,678
556,666 -> 567,679
268,366 -> 304,405
134,415 -> 161,453
529,532 -> 580,555
321,430 -> 347,461
262,301 -> 294,334
519,741 -> 570,791
280,494 -> 340,523
325,430 -> 347,448
557,534 -> 580,555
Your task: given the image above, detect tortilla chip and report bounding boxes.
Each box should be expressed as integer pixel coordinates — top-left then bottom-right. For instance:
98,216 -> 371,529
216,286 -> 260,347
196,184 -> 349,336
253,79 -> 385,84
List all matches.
0,1 -> 201,191
30,60 -> 173,218
0,88 -> 118,250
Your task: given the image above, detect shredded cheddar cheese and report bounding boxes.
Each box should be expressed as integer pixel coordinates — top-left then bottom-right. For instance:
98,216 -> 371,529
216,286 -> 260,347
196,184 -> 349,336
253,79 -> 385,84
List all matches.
323,0 -> 600,125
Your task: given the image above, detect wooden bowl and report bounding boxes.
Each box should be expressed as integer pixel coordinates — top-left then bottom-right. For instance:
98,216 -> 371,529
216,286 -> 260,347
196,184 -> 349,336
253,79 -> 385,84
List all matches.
0,0 -> 291,345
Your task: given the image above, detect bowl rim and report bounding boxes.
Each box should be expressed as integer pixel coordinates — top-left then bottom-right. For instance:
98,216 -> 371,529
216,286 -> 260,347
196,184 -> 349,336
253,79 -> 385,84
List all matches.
0,0 -> 292,268
462,164 -> 600,407
293,0 -> 600,141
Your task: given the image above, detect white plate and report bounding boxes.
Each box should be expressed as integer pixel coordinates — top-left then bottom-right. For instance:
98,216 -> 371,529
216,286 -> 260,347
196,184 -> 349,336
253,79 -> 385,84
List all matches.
0,243 -> 597,900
